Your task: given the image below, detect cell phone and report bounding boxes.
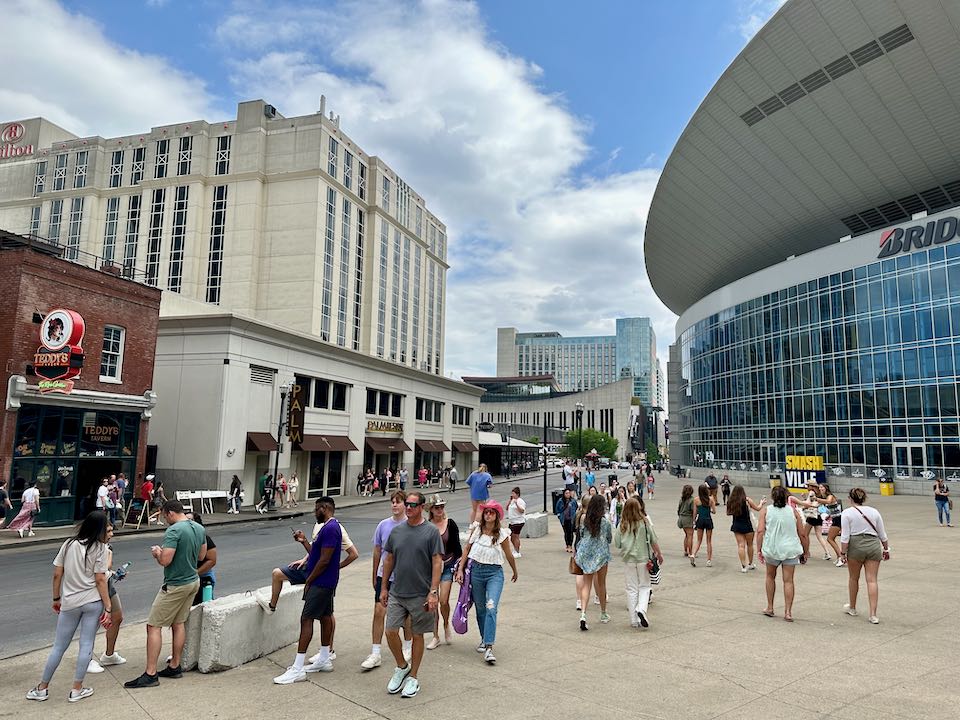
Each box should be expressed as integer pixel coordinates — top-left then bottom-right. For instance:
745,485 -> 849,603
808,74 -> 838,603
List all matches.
290,526 -> 297,533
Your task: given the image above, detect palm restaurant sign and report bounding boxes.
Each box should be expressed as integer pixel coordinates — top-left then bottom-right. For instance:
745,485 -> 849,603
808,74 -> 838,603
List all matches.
34,309 -> 85,394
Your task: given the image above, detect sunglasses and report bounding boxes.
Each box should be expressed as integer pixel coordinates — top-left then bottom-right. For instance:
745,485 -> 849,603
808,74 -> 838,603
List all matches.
404,501 -> 423,508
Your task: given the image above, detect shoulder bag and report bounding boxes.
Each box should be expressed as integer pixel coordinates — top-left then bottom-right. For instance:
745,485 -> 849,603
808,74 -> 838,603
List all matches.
643,520 -> 661,585
853,507 -> 890,559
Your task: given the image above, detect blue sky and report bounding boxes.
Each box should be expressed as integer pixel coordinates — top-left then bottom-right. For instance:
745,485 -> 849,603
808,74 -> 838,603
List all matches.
3,0 -> 785,379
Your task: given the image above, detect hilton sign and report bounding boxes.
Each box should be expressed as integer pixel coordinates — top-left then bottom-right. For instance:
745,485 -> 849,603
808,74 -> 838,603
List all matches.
0,122 -> 34,159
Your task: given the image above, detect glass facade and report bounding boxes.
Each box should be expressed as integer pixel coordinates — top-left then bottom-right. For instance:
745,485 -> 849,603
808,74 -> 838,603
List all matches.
676,243 -> 960,477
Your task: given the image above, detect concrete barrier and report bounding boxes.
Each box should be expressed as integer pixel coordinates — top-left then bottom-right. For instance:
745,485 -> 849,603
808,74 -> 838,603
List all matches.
520,512 -> 549,538
197,584 -> 302,673
180,602 -> 204,671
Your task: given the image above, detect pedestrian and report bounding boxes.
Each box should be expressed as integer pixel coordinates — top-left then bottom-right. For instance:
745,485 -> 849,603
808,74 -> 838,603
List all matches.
933,476 -> 952,527
727,485 -> 765,572
418,466 -> 428,489
819,483 -> 845,566
139,474 -> 154,519
720,474 -> 731,505
575,494 -> 612,630
256,474 -> 272,514
86,524 -> 127,674
757,486 -> 806,622
614,497 -> 663,629
691,483 -> 716,567
379,491 -> 443,698
228,475 -> 242,514
186,512 -> 217,605
645,468 -> 655,500
466,463 -> 493,523
116,473 -> 128,511
676,484 -> 695,558
277,473 -> 288,508
798,481 -> 833,560
609,486 -> 627,528
626,480 -> 638,498
448,465 -> 458,492
704,471 -> 719,506
272,497 -> 342,683
147,477 -> 168,524
840,488 -> 890,624
288,472 -> 300,507
360,491 -> 411,671
399,467 -> 408,491
455,500 -> 518,664
5,479 -> 40,537
124,500 -> 206,688
505,486 -> 526,557
585,467 -> 596,490
383,467 -> 392,495
26,511 -> 113,703
555,487 -> 578,553
0,477 -> 12,529
425,495 -> 460,650
357,469 -> 367,496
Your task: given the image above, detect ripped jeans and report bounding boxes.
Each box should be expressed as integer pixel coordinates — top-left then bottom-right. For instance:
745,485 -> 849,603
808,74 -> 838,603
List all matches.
470,562 -> 505,645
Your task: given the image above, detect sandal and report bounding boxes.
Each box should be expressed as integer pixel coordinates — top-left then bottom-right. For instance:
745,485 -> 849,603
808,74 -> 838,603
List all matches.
762,609 -> 775,617
784,615 -> 794,622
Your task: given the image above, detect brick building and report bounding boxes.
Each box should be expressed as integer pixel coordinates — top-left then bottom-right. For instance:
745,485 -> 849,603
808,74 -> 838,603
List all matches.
1,231 -> 160,525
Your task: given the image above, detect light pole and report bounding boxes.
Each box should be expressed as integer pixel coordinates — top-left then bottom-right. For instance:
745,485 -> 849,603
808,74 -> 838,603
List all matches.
575,402 -> 584,495
505,421 -> 512,479
273,381 -> 292,509
542,416 -> 566,512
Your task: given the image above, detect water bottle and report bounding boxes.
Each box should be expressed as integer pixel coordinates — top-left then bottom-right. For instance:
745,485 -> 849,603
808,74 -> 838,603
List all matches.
202,583 -> 213,602
114,561 -> 132,582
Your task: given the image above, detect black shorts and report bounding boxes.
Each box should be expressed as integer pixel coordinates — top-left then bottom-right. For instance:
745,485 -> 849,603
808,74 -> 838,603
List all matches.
828,516 -> 842,530
509,523 -> 524,536
695,517 -> 714,531
374,575 -> 392,603
806,516 -> 823,527
302,585 -> 335,620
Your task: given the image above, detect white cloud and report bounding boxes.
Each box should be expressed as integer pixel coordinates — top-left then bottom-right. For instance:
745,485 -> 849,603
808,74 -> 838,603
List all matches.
736,0 -> 787,41
219,0 -> 677,377
0,0 -> 220,137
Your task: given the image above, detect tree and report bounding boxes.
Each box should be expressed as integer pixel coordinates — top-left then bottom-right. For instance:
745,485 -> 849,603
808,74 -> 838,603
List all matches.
646,441 -> 660,463
563,428 -> 618,459
525,436 -> 540,445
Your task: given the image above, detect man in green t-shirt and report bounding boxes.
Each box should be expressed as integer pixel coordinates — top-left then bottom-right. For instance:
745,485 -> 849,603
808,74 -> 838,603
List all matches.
125,500 -> 206,689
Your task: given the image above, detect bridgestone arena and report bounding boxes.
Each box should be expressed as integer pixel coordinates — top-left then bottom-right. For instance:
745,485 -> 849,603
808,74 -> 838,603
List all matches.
646,0 -> 960,484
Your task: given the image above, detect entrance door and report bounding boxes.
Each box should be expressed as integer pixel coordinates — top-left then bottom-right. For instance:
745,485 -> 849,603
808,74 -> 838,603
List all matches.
761,444 -> 777,471
894,443 -> 925,478
76,458 -> 122,518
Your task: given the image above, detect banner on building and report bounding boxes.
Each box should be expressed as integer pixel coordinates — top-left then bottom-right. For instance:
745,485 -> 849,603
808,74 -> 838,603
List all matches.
784,455 -> 825,492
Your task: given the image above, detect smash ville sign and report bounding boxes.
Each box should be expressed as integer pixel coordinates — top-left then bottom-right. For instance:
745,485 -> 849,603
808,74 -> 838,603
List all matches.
877,214 -> 959,259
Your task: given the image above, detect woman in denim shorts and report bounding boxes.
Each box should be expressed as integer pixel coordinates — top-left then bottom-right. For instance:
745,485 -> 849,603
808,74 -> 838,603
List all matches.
425,495 -> 460,649
757,486 -> 805,622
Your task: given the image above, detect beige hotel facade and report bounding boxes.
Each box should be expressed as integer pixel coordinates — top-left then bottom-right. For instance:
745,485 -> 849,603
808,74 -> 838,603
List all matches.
0,99 -> 483,500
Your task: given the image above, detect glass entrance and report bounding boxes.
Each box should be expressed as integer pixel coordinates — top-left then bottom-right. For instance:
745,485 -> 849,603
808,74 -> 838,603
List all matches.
894,443 -> 925,478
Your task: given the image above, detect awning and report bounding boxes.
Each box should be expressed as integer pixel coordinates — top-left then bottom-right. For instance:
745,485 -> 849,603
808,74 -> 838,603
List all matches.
246,432 -> 279,452
366,437 -> 412,453
416,439 -> 450,453
452,441 -> 478,452
297,434 -> 358,452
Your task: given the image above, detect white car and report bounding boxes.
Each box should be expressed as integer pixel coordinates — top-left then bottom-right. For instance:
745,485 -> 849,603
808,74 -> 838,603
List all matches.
617,462 -> 631,470
552,459 -> 564,468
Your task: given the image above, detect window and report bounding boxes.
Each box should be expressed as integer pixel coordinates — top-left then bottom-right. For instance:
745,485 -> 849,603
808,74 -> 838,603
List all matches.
376,219 -> 388,357
453,405 -> 472,426
343,150 -> 353,191
52,153 -> 67,191
337,197 -> 351,347
48,199 -> 63,243
412,245 -> 421,367
73,151 -> 88,189
130,147 -> 145,185
312,378 -> 349,411
381,175 -> 391,213
390,229 -> 400,360
154,138 -> 169,179
328,136 -> 339,179
358,162 -> 367,201
215,135 -> 231,175
34,161 -> 46,196
144,188 -> 165,286
65,197 -> 84,260
415,205 -> 422,238
29,205 -> 41,236
177,135 -> 192,175
123,195 -> 142,268
206,185 -> 228,303
109,150 -> 124,188
321,187 -> 336,341
366,388 -> 403,417
353,209 -> 364,351
100,326 -> 125,382
400,236 -> 410,363
397,177 -> 411,228
416,398 -> 443,422
102,197 -> 120,263
168,186 -> 188,292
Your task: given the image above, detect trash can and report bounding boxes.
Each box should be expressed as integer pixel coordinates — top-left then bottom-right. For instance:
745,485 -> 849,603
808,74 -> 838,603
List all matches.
769,474 -> 782,488
551,489 -> 566,514
608,473 -> 618,483
879,480 -> 895,496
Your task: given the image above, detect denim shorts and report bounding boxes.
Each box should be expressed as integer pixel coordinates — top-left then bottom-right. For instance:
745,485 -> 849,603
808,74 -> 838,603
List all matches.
765,556 -> 800,567
281,564 -> 309,585
440,565 -> 454,583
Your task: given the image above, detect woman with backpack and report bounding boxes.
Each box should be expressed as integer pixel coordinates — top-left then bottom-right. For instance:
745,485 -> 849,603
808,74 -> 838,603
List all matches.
26,511 -> 113,703
615,498 -> 663,629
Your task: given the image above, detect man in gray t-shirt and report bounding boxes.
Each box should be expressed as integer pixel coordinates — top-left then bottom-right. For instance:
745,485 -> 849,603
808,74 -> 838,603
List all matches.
379,491 -> 442,698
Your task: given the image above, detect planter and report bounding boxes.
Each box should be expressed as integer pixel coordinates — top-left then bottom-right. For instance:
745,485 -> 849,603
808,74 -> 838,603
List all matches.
879,480 -> 895,496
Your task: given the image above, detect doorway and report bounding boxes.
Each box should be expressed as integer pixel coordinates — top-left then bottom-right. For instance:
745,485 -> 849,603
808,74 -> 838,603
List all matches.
76,458 -> 122,518
893,443 -> 925,478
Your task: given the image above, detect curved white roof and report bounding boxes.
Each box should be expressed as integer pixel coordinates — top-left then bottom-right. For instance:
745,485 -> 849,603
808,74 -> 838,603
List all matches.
645,0 -> 960,315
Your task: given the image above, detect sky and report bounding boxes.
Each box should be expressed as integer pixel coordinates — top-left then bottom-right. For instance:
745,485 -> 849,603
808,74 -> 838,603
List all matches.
1,0 -> 786,381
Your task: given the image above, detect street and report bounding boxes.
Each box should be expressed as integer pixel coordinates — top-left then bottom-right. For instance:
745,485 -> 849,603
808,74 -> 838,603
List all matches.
0,469 -> 572,659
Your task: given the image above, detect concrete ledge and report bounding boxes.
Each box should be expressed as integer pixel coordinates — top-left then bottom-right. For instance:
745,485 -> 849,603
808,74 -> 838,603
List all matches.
180,602 -> 204,671
197,585 -> 302,673
521,512 -> 549,538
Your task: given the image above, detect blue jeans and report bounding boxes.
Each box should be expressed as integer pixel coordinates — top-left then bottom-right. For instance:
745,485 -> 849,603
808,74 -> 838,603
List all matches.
936,498 -> 951,524
470,562 -> 504,646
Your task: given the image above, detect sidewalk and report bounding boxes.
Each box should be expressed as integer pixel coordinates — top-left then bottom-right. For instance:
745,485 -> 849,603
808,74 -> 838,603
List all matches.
4,492 -> 957,719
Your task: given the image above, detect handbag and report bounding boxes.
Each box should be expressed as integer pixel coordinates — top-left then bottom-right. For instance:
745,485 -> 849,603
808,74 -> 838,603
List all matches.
643,520 -> 661,585
568,556 -> 584,575
452,559 -> 473,634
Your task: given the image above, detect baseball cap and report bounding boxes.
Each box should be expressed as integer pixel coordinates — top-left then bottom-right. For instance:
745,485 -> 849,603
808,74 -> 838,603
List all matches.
145,474 -> 155,480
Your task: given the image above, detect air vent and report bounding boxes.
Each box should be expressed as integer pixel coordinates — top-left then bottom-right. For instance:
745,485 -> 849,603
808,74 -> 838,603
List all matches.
859,208 -> 887,228
879,24 -> 913,52
877,201 -> 908,223
250,365 -> 276,384
841,215 -> 870,234
778,83 -> 806,105
758,96 -> 785,116
850,40 -> 883,66
799,69 -> 830,93
920,186 -> 950,210
824,55 -> 856,80
942,180 -> 960,203
898,195 -> 926,215
741,107 -> 765,126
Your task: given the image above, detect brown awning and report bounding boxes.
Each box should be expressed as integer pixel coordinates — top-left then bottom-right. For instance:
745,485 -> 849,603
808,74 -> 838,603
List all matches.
297,434 -> 358,452
246,432 -> 279,452
366,437 -> 412,452
416,439 -> 450,453
453,441 -> 479,452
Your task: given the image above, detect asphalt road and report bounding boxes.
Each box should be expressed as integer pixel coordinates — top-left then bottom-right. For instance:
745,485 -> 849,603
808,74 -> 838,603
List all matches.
0,469 -> 580,659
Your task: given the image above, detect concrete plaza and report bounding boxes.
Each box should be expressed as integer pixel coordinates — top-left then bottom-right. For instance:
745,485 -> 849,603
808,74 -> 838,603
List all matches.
3,488 -> 956,719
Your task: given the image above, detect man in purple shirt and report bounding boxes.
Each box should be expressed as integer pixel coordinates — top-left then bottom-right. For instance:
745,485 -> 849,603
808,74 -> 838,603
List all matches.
273,497 -> 341,684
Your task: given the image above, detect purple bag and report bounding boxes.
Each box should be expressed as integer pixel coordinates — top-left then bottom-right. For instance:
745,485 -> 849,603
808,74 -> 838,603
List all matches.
452,559 -> 473,635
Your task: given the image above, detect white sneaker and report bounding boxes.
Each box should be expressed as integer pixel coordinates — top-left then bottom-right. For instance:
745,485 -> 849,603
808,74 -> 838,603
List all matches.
26,685 -> 48,701
273,666 -> 306,684
512,551 -> 521,558
67,687 -> 94,703
484,647 -> 496,664
360,653 -> 381,670
329,651 -> 336,661
255,594 -> 275,612
400,676 -> 420,698
706,560 -> 712,567
747,563 -> 757,570
387,664 -> 411,694
844,603 -> 858,616
426,637 -> 441,650
28,531 -> 36,537
740,566 -> 748,573
836,558 -> 846,567
303,659 -> 333,673
87,659 -> 105,673
476,641 -> 487,653
823,553 -> 831,561
869,615 -> 880,624
100,652 -> 126,666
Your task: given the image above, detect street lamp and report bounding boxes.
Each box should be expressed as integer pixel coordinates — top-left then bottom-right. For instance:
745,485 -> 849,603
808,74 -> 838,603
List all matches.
505,421 -> 512,479
575,402 -> 584,495
273,381 -> 293,509
542,416 -> 567,512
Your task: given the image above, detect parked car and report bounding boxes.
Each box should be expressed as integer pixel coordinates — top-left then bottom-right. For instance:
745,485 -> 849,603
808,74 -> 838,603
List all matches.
598,457 -> 613,468
617,461 -> 631,470
552,459 -> 565,468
